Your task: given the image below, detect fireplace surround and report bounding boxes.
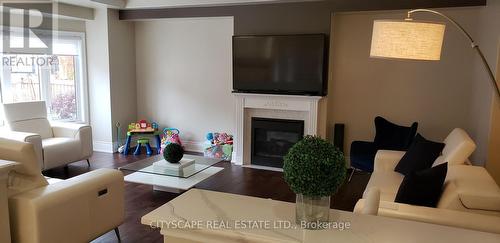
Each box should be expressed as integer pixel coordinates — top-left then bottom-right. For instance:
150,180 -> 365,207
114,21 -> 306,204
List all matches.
233,93 -> 326,166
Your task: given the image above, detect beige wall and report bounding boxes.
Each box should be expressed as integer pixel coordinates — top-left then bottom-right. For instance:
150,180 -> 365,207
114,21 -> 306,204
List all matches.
108,9 -> 137,149
486,41 -> 500,185
468,0 -> 500,167
135,17 -> 234,151
56,18 -> 86,32
86,7 -> 113,152
3,14 -> 85,32
471,0 -> 500,184
83,2 -> 500,158
327,6 -> 500,165
85,8 -> 138,152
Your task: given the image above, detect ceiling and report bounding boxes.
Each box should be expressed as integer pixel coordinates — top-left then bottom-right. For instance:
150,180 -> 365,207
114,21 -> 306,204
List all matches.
58,0 -> 321,9
57,0 -> 104,9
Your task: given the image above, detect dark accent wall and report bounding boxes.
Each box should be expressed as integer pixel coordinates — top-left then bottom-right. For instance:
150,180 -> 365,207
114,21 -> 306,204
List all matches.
119,0 -> 486,35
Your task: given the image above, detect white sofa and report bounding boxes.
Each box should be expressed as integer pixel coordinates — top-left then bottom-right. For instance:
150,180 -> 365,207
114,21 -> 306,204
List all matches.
354,128 -> 500,234
0,137 -> 124,243
0,101 -> 93,170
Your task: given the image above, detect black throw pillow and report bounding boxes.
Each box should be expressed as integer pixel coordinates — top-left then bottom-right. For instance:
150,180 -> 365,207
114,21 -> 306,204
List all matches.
394,134 -> 445,176
373,116 -> 418,151
395,163 -> 448,207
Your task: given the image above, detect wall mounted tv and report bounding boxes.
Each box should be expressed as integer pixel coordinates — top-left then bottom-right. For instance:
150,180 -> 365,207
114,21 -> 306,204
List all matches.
233,34 -> 328,96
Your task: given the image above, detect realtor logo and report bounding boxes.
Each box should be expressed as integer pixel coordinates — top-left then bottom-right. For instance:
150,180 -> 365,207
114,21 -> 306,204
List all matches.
1,1 -> 53,54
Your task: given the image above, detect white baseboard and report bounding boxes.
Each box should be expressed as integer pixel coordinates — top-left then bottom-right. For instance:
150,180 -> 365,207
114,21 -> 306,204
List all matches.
231,151 -> 241,164
183,140 -> 205,153
93,140 -> 114,153
108,139 -> 214,155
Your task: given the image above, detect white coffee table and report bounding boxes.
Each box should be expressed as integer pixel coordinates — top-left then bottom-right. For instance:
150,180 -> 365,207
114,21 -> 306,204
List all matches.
119,155 -> 224,193
142,189 -> 500,243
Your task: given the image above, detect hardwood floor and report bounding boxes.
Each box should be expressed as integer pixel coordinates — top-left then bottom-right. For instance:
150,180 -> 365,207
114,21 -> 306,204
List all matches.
43,151 -> 370,243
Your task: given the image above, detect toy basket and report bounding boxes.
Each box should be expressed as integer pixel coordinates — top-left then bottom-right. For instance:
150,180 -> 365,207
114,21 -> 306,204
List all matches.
204,144 -> 232,161
203,132 -> 233,161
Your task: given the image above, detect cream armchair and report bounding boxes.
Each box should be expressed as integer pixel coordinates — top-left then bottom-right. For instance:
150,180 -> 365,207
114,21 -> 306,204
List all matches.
0,101 -> 92,170
354,128 -> 500,234
0,137 -> 124,243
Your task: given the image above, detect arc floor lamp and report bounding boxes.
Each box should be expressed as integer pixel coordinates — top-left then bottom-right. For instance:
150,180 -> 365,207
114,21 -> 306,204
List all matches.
369,9 -> 500,99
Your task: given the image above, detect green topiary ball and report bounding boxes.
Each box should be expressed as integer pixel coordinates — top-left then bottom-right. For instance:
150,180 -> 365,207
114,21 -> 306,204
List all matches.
163,143 -> 184,163
283,135 -> 347,197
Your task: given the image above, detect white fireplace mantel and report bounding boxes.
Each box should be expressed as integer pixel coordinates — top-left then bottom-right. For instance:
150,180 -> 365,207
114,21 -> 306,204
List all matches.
232,93 -> 326,165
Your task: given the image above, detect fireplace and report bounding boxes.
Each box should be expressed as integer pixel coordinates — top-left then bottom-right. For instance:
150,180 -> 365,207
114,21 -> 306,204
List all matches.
251,117 -> 304,168
233,93 -> 325,166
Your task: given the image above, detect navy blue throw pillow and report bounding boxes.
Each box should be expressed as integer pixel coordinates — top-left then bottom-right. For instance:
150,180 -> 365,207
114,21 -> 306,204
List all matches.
395,163 -> 448,207
373,116 -> 418,151
394,134 -> 445,176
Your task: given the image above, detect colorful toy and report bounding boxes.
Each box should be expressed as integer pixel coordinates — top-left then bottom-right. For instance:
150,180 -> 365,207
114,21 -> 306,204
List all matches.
206,132 -> 214,141
128,120 -> 156,133
139,120 -> 147,128
116,122 -> 125,153
160,128 -> 183,154
204,132 -> 233,160
122,119 -> 161,155
215,133 -> 233,145
134,138 -> 153,155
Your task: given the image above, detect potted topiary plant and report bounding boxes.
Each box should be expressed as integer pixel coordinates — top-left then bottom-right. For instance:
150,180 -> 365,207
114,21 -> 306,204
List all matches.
163,143 -> 184,163
283,135 -> 347,228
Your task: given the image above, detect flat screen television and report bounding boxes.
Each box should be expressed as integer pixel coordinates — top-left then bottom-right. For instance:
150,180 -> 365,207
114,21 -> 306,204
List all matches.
233,34 -> 327,96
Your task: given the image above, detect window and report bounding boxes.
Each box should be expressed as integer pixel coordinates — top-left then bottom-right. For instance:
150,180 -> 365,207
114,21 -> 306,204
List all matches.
0,29 -> 88,122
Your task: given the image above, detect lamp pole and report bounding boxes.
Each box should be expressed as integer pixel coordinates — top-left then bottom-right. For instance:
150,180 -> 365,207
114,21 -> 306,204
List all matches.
407,9 -> 500,99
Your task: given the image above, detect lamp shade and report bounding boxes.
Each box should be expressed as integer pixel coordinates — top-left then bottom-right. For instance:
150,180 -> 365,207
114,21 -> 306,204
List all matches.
370,20 -> 446,61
